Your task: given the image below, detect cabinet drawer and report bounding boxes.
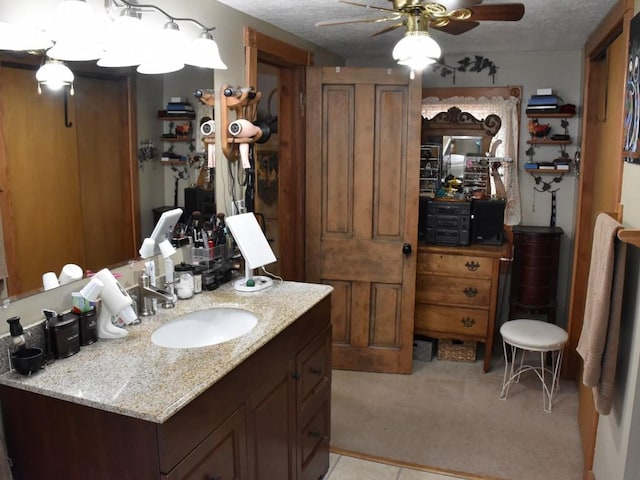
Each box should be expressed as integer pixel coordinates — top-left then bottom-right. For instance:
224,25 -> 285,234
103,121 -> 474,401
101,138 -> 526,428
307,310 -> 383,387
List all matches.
300,399 -> 330,480
416,274 -> 491,307
414,304 -> 488,337
418,252 -> 493,279
163,406 -> 248,480
297,326 -> 331,415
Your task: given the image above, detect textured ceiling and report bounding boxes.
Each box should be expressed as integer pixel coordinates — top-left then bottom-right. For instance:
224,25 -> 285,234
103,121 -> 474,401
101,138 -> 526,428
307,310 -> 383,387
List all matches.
216,0 -> 616,64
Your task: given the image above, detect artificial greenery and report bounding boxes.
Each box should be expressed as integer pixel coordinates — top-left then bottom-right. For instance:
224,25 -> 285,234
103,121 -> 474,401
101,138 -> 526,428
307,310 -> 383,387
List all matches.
432,55 -> 499,84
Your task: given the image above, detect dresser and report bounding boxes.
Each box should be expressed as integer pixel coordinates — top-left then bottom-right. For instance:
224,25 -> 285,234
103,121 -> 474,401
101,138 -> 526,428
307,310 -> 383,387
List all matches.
508,225 -> 563,324
415,243 -> 508,372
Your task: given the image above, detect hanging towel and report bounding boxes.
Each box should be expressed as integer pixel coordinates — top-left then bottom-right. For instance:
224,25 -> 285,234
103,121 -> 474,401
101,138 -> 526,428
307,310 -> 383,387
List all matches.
576,212 -> 627,415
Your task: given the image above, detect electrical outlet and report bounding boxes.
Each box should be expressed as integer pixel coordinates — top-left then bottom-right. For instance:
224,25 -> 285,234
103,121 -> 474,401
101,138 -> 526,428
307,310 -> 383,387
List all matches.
232,199 -> 246,215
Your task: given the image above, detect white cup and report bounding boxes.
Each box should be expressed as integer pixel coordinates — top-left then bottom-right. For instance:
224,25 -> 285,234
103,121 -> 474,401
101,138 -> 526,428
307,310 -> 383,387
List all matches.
42,272 -> 60,291
139,238 -> 156,259
58,264 -> 83,285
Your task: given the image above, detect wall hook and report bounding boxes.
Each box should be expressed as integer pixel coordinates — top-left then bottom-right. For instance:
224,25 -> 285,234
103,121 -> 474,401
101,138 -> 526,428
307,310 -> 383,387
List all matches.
64,89 -> 73,128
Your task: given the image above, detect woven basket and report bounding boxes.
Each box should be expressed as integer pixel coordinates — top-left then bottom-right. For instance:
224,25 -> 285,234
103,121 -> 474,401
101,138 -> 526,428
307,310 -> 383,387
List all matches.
437,339 -> 477,363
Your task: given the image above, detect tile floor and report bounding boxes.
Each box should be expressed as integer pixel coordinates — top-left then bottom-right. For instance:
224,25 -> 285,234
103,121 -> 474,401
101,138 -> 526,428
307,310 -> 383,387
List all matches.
325,453 -> 469,480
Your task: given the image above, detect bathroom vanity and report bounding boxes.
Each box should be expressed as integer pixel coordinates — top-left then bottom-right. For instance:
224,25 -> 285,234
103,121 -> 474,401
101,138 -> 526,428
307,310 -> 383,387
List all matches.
0,281 -> 332,480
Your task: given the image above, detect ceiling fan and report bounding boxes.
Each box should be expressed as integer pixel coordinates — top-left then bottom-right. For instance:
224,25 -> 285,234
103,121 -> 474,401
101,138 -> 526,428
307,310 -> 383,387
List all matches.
315,1 -> 526,37
316,1 -> 525,77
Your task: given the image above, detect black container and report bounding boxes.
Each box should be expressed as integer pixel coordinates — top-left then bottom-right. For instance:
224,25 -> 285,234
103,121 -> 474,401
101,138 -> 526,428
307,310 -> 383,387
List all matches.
50,312 -> 80,359
11,347 -> 44,375
78,308 -> 98,346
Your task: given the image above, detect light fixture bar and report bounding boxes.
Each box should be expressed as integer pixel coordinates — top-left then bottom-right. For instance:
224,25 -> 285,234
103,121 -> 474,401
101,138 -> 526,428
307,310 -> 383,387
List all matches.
115,0 -> 216,32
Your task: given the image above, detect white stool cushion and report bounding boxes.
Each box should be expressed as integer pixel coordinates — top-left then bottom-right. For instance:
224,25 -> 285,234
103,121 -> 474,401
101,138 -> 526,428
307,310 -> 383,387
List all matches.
500,319 -> 568,352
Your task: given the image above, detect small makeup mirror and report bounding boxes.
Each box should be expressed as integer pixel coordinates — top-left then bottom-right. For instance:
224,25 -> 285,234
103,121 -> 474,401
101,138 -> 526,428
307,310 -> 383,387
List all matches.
225,213 -> 277,292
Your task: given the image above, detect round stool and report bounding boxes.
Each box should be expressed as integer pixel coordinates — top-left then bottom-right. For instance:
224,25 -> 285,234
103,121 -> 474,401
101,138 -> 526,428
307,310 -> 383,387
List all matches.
499,319 -> 568,412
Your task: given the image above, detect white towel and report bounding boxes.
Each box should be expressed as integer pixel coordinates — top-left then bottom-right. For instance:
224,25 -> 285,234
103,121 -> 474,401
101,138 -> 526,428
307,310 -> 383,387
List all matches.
576,212 -> 627,414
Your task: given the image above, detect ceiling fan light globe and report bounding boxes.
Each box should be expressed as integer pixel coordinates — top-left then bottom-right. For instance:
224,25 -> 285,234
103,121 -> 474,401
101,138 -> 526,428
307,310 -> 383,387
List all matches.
392,31 -> 441,72
36,58 -> 74,91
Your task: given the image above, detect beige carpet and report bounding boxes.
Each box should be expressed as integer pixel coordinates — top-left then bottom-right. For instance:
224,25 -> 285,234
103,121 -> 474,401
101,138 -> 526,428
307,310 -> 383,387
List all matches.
331,355 -> 583,480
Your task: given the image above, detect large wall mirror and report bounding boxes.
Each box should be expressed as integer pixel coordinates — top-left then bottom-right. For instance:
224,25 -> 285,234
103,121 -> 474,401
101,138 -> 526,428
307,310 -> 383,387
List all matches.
0,54 -> 212,298
421,106 -> 502,197
421,86 -> 523,225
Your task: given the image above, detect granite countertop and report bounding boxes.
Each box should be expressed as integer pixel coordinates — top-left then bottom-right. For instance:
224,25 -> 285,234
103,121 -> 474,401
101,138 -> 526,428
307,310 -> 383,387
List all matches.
0,281 -> 332,424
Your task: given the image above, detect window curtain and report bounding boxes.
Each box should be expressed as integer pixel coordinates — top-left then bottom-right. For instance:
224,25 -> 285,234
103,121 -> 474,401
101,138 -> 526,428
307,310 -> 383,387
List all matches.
421,96 -> 522,226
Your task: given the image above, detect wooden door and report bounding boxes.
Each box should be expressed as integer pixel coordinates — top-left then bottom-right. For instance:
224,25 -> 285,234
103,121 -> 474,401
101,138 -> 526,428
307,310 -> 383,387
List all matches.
566,2 -> 630,477
0,65 -> 85,294
74,75 -> 138,272
305,67 -> 421,373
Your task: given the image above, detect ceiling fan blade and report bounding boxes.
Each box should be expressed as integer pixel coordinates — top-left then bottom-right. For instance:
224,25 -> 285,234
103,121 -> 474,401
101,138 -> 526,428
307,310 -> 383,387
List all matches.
339,0 -> 397,13
370,22 -> 404,37
432,20 -> 480,35
468,3 -> 525,21
315,15 -> 400,27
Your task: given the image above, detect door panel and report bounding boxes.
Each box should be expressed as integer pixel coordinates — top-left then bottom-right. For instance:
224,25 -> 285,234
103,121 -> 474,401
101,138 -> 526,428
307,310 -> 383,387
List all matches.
306,67 -> 420,373
75,75 -> 136,272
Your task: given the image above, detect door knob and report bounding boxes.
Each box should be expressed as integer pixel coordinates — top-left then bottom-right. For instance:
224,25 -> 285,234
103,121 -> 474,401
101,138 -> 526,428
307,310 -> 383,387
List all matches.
402,243 -> 412,256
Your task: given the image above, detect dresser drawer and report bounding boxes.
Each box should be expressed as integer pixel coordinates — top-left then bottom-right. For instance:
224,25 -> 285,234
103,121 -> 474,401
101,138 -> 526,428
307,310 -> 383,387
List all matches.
416,274 -> 491,307
414,304 -> 488,337
417,252 -> 493,279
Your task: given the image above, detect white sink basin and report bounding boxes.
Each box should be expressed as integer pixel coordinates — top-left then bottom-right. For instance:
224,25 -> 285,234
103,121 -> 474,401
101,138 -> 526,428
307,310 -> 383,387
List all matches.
151,308 -> 258,349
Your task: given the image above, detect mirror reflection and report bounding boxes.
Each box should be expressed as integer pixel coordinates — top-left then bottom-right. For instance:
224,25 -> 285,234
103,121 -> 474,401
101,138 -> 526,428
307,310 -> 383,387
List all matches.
0,55 -> 213,299
420,106 -> 502,200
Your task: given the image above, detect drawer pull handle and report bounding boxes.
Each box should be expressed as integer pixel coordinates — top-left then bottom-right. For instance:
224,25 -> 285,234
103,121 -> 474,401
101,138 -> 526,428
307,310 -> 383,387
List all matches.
461,317 -> 476,328
465,261 -> 480,271
309,367 -> 323,376
463,287 -> 478,297
308,430 -> 322,439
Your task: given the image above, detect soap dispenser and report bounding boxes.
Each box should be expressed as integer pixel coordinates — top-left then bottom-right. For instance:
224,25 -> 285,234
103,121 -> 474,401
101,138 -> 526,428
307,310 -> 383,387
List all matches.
7,316 -> 44,375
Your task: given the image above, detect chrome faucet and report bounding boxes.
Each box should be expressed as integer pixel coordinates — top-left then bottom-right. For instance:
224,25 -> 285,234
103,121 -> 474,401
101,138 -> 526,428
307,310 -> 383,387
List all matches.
137,271 -> 176,317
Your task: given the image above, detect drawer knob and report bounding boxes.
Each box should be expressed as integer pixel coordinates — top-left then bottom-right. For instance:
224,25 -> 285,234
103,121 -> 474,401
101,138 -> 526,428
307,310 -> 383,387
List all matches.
465,261 -> 480,271
463,287 -> 478,297
309,366 -> 323,376
461,317 -> 476,328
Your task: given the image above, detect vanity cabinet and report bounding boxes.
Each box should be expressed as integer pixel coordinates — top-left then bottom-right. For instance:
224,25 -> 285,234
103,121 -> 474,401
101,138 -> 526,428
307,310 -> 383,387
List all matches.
0,297 -> 332,480
415,244 -> 506,372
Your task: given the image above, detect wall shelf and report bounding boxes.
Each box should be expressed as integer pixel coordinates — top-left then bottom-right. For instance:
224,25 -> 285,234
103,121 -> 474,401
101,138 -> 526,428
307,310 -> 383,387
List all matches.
161,137 -> 194,143
527,138 -> 571,145
526,112 -> 574,119
527,169 -> 570,174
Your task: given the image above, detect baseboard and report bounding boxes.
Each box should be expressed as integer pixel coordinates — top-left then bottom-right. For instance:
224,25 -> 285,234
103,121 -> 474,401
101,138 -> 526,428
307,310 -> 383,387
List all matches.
329,446 -> 501,480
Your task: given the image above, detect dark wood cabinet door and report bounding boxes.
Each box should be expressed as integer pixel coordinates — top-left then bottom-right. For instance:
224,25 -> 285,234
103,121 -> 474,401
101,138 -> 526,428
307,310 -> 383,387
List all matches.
163,406 -> 248,480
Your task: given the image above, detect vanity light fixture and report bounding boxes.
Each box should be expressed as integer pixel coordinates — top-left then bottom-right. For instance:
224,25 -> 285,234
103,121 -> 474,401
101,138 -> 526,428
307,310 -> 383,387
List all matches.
392,14 -> 441,79
46,0 -> 104,62
110,0 -> 227,72
137,20 -> 185,75
0,0 -> 226,74
97,6 -> 145,67
0,21 -> 53,51
185,30 -> 227,70
36,58 -> 75,95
